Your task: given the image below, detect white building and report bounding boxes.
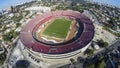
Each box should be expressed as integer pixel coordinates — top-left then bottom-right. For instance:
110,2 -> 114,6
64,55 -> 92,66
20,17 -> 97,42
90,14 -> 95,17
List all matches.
25,6 -> 51,13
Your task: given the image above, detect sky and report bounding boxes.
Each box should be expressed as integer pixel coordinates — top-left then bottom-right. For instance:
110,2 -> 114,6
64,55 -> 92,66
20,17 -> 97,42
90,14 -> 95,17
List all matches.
0,0 -> 120,11
0,0 -> 33,11
92,0 -> 120,8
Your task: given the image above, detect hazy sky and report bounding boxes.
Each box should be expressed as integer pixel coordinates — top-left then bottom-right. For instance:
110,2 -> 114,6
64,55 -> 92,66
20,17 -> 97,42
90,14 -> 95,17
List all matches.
92,0 -> 120,7
0,0 -> 33,11
0,0 -> 120,11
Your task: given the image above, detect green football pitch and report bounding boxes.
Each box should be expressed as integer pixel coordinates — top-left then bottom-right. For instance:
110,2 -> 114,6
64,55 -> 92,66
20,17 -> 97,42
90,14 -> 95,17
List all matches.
42,18 -> 72,39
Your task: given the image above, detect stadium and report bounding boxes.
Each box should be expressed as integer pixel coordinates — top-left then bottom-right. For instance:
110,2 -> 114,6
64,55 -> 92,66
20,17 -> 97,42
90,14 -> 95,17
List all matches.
20,10 -> 94,66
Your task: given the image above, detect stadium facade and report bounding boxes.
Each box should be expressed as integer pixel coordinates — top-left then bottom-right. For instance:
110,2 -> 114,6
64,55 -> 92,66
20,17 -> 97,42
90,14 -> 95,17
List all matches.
19,10 -> 94,67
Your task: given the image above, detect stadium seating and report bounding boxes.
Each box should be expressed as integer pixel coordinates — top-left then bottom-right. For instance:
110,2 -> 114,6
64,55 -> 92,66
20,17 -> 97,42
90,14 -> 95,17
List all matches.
20,10 -> 94,54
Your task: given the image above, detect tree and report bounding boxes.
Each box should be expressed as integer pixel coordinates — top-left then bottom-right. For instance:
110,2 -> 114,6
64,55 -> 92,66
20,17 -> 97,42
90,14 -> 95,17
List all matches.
70,58 -> 76,68
2,33 -> 11,42
2,30 -> 19,42
0,53 -> 6,65
97,39 -> 108,48
16,23 -> 21,28
70,58 -> 75,63
84,49 -> 94,56
97,60 -> 106,68
86,64 -> 95,68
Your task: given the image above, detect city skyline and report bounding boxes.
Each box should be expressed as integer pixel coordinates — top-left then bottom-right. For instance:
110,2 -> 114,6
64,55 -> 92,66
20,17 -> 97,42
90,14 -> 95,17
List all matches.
0,0 -> 120,11
92,0 -> 120,7
0,0 -> 33,11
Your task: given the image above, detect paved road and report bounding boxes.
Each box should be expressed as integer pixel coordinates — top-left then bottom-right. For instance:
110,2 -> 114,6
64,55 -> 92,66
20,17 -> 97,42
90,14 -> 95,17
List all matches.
0,37 -> 19,68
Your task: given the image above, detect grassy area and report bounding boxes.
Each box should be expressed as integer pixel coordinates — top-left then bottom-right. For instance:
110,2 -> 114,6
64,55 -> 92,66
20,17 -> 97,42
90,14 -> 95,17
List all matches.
43,18 -> 72,39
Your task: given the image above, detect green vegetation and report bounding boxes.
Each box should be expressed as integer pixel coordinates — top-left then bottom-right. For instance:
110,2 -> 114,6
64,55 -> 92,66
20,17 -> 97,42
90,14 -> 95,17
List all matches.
71,4 -> 84,13
2,25 -> 7,31
84,49 -> 94,56
118,24 -> 120,28
11,15 -> 23,22
10,10 -> 30,23
43,18 -> 72,39
70,58 -> 75,63
16,23 -> 21,28
23,10 -> 30,17
54,1 -> 101,13
97,60 -> 106,68
97,39 -> 108,48
16,16 -> 23,22
55,4 -> 67,10
2,30 -> 19,42
85,56 -> 105,68
86,64 -> 95,68
0,52 -> 6,65
104,47 -> 114,53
